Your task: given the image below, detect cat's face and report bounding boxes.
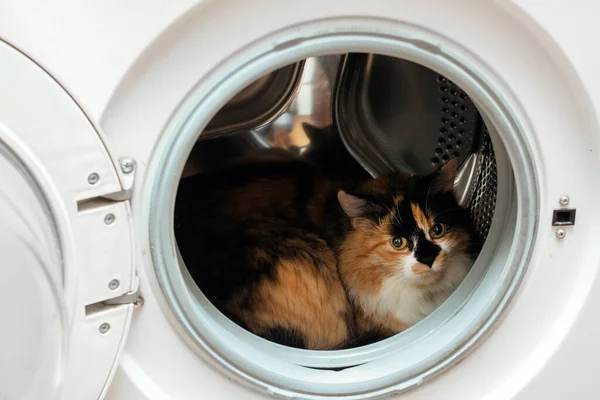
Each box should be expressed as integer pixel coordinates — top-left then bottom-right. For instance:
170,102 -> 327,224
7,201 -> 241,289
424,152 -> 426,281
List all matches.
338,160 -> 478,291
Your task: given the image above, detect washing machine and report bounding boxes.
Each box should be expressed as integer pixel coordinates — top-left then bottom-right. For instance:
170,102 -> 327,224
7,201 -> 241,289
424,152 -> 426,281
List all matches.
1,1 -> 600,399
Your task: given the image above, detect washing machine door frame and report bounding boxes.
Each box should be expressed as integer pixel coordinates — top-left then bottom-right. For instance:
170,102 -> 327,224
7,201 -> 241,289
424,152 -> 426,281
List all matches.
0,39 -> 136,400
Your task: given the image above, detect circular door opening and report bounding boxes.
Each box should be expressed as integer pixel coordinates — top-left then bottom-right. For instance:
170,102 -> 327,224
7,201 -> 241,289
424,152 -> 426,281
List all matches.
175,54 -> 499,350
150,28 -> 537,398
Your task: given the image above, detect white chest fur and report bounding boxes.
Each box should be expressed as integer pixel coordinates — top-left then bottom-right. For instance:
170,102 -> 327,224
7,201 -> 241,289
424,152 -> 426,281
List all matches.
354,253 -> 472,327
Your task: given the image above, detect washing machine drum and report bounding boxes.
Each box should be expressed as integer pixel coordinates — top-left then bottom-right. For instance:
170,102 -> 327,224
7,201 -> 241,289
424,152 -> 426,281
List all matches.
0,41 -> 135,400
190,54 -> 496,239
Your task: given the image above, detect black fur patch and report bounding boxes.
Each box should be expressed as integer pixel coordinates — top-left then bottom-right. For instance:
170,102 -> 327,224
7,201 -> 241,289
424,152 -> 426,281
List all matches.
174,157 -> 343,310
301,123 -> 371,181
343,330 -> 390,348
414,231 -> 441,267
261,326 -> 307,349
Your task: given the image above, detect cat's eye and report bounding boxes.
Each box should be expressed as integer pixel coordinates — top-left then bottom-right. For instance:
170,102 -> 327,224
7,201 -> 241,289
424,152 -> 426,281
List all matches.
430,223 -> 447,239
391,237 -> 407,249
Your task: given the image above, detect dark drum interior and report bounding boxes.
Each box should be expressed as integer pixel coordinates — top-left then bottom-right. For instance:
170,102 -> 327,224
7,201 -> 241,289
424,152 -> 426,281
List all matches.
174,53 -> 498,345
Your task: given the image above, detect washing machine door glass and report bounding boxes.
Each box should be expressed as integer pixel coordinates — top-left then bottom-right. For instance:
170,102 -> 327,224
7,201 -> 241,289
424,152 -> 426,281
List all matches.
0,40 -> 135,400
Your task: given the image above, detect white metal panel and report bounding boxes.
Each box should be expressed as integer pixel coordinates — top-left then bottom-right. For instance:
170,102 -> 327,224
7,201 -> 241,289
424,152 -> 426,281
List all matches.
61,305 -> 134,400
0,233 -> 65,400
99,0 -> 600,399
0,39 -> 136,400
75,201 -> 134,306
0,145 -> 65,400
0,0 -> 195,120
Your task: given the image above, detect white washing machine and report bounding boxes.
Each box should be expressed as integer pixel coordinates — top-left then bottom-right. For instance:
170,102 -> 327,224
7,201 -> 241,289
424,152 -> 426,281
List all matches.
1,1 -> 600,399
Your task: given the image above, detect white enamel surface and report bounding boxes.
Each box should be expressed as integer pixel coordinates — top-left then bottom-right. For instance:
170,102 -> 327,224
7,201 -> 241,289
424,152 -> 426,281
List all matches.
0,0 -> 196,120
0,138 -> 65,400
0,41 -> 135,399
137,18 -> 533,395
0,0 -> 599,399
99,1 -> 600,399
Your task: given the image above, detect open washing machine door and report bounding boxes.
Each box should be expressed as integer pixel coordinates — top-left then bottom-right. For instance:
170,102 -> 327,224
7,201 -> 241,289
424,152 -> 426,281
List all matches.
0,40 -> 136,400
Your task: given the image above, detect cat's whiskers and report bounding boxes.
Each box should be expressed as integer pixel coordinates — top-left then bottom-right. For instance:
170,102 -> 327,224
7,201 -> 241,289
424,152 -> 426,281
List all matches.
380,200 -> 402,226
425,182 -> 434,211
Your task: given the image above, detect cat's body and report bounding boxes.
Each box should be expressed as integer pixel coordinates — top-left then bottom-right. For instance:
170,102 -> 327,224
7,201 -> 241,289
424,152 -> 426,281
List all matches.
175,158 -> 355,349
175,141 -> 479,349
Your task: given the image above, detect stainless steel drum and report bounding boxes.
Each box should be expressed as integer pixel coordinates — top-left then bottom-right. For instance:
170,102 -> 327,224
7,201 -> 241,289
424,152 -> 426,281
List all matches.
182,54 -> 497,240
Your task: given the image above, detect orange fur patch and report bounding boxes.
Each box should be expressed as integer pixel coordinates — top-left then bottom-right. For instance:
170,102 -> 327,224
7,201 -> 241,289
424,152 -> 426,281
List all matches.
412,263 -> 432,275
393,195 -> 404,207
338,215 -> 411,296
354,308 -> 408,335
338,233 -> 393,294
254,262 -> 349,349
439,228 -> 470,253
411,203 -> 433,232
232,250 -> 351,350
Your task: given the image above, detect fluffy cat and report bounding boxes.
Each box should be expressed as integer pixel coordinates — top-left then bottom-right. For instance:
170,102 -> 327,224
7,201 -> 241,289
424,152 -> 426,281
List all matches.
336,159 -> 480,339
175,151 -> 478,349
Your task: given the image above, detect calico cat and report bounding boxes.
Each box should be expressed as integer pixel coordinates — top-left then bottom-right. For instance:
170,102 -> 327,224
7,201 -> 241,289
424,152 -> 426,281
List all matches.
175,151 -> 478,349
336,159 -> 480,339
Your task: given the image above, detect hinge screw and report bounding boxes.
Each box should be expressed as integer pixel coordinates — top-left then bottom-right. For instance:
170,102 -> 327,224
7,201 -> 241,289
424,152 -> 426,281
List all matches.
133,296 -> 144,308
556,228 -> 566,239
104,213 -> 115,225
559,195 -> 570,206
88,172 -> 99,185
99,323 -> 111,334
120,158 -> 136,174
108,279 -> 120,290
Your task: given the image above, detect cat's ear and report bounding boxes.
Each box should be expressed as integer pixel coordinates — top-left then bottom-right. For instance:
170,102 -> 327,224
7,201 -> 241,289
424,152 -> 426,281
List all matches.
302,122 -> 320,142
338,190 -> 382,222
338,191 -> 369,218
431,159 -> 458,193
302,123 -> 334,146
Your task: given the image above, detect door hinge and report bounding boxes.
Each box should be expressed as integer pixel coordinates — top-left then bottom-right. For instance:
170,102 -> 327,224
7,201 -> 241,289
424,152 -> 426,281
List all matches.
102,157 -> 137,201
85,285 -> 143,316
102,287 -> 144,308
